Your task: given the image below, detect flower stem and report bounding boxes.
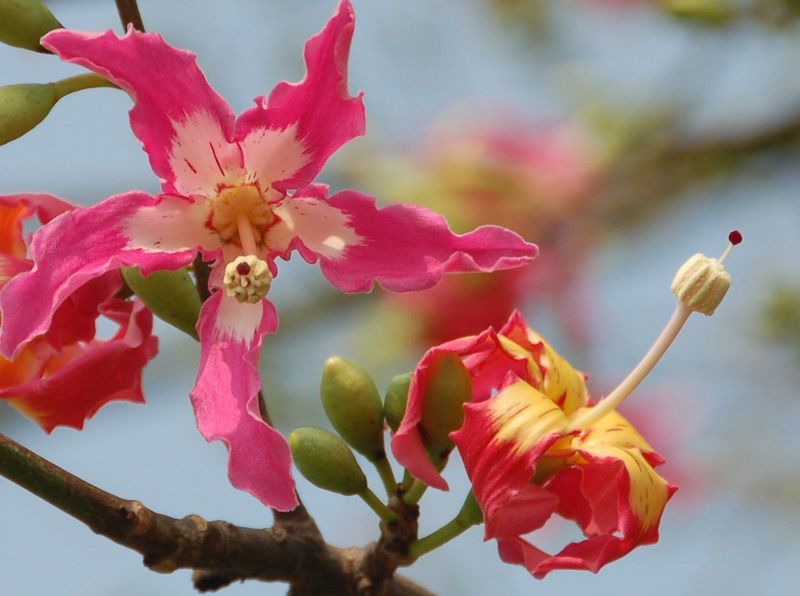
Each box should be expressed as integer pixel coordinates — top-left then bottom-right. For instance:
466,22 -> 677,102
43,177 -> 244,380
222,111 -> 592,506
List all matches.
358,488 -> 396,524
571,302 -> 692,431
407,492 -> 482,560
373,456 -> 397,497
115,0 -> 145,32
403,479 -> 428,505
52,74 -> 117,100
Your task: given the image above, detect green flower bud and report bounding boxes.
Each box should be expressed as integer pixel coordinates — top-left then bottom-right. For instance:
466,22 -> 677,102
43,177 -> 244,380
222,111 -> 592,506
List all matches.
663,0 -> 734,23
420,352 -> 472,456
0,83 -> 56,145
384,372 -> 411,432
320,356 -> 385,462
289,427 -> 367,496
121,267 -> 201,340
0,0 -> 62,52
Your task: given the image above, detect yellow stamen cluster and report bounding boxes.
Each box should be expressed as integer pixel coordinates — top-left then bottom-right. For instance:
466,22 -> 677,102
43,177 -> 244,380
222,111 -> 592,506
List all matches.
211,185 -> 274,244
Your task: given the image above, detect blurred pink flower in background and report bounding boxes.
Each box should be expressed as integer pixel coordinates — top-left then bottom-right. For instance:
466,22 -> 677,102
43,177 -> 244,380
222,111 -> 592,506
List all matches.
350,110 -> 601,346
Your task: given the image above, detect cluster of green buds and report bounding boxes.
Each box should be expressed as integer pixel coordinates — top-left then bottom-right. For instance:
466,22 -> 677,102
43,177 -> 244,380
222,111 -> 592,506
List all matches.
289,354 -> 481,542
0,0 -> 117,145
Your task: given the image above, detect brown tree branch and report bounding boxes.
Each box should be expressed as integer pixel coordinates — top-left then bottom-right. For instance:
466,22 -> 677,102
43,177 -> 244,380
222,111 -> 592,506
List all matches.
0,432 -> 433,595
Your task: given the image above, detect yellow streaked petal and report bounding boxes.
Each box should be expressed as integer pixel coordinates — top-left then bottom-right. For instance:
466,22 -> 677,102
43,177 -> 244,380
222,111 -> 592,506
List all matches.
526,328 -> 589,415
574,410 -> 669,532
489,378 -> 570,456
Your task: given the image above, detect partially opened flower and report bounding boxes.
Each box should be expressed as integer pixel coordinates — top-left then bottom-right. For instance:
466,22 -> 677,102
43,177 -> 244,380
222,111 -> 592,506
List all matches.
393,234 -> 740,576
0,1 -> 536,511
0,194 -> 158,431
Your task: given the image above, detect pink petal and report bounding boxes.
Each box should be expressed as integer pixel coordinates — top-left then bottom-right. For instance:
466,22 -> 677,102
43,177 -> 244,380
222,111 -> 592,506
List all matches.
191,291 -> 297,511
42,29 -> 241,197
0,191 -> 219,358
235,0 -> 365,193
0,299 -> 158,433
269,187 -> 537,293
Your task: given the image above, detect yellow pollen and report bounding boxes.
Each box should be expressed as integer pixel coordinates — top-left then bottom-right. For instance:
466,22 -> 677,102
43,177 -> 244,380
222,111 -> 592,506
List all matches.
211,185 -> 274,245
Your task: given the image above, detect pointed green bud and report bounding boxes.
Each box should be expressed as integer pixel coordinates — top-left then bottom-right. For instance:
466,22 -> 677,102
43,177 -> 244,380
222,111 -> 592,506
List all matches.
0,83 -> 56,145
420,353 -> 472,456
320,356 -> 385,462
289,427 -> 367,496
121,267 -> 201,340
0,0 -> 62,52
384,372 -> 411,432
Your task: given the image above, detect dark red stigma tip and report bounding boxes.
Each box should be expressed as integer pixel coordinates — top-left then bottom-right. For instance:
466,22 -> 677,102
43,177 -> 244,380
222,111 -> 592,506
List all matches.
236,262 -> 251,275
728,230 -> 743,245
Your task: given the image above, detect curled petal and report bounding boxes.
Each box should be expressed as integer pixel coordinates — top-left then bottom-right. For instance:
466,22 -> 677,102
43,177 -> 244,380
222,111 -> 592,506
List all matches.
0,300 -> 158,432
392,330 -> 498,490
43,29 -> 241,197
452,378 -> 569,539
391,324 -> 536,489
500,311 -> 589,415
236,0 -> 364,193
0,191 -> 219,358
0,193 -> 75,259
191,292 -> 297,511
46,272 -> 123,349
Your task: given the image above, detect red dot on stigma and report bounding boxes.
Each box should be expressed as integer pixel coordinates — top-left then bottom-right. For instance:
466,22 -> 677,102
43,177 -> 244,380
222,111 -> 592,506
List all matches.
236,262 -> 251,275
728,230 -> 743,245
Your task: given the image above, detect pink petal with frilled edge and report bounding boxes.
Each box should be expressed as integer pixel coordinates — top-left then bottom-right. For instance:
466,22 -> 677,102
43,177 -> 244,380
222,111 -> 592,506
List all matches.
266,187 -> 537,293
236,0 -> 365,194
191,292 -> 297,511
42,29 -> 242,197
0,299 -> 158,433
0,192 -> 220,359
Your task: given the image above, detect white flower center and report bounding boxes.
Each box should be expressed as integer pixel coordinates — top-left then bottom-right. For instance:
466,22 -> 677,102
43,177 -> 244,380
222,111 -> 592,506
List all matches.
223,255 -> 272,304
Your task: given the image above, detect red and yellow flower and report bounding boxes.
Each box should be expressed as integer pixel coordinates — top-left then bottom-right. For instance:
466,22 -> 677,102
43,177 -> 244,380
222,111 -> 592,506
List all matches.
392,311 -> 675,577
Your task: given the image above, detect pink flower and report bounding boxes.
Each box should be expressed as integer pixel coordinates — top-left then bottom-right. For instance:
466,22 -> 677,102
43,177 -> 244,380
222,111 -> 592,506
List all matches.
0,194 -> 158,432
0,2 -> 536,511
392,311 -> 674,577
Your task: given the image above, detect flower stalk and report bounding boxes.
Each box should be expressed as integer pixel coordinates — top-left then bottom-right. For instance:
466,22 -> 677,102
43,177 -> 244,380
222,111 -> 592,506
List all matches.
359,488 -> 396,523
407,492 -> 482,559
